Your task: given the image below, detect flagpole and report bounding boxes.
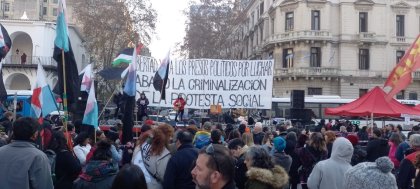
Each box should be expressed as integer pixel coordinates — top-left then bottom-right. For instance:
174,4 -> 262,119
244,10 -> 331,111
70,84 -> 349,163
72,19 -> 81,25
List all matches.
98,80 -> 123,119
61,49 -> 69,144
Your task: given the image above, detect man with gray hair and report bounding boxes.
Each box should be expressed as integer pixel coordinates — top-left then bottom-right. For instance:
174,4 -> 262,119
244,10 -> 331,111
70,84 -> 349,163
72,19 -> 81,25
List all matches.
253,122 -> 265,145
397,134 -> 420,188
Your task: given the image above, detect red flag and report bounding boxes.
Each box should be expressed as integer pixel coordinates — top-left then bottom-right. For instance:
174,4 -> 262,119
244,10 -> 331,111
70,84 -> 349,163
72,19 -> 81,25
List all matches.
385,34 -> 420,99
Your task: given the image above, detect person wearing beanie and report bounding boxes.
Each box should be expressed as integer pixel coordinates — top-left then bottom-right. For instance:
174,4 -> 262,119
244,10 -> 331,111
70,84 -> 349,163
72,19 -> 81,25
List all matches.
347,134 -> 367,166
307,137 -> 354,189
344,157 -> 397,189
272,137 -> 292,172
397,134 -> 420,188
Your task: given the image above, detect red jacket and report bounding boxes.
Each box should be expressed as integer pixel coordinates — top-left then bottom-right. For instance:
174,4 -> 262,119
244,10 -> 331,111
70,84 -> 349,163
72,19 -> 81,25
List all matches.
173,98 -> 186,110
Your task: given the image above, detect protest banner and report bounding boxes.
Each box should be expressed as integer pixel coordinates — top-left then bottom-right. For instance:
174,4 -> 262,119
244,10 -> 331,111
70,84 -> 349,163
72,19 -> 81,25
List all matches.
136,56 -> 274,109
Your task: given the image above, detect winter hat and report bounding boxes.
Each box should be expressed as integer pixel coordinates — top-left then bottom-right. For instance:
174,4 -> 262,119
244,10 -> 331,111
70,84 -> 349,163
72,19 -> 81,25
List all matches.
188,119 -> 196,125
344,157 -> 397,189
273,136 -> 286,152
346,135 -> 359,146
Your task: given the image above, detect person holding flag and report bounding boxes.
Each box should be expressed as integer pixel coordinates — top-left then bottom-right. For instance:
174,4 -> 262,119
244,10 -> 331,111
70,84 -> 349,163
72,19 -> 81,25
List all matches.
121,42 -> 143,144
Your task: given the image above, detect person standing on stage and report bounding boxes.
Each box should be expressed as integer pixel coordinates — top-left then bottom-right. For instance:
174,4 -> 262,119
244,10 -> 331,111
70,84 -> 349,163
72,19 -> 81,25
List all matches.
173,94 -> 186,122
136,92 -> 149,121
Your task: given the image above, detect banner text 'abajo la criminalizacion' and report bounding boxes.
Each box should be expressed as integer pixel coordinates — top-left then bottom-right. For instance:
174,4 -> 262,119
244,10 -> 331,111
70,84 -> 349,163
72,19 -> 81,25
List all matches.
135,57 -> 274,109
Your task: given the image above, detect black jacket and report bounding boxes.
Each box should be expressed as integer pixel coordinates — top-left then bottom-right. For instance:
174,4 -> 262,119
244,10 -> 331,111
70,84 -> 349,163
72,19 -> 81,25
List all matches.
163,143 -> 198,189
366,138 -> 389,162
55,150 -> 82,189
397,151 -> 417,189
234,153 -> 248,189
253,132 -> 265,145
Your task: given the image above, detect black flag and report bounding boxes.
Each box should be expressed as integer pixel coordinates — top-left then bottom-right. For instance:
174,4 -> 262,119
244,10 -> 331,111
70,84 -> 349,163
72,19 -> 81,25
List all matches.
53,41 -> 80,110
0,24 -> 12,101
152,51 -> 170,100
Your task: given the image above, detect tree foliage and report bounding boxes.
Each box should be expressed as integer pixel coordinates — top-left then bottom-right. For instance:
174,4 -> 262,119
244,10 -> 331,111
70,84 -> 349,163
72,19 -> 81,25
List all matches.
73,0 -> 156,68
72,0 -> 156,99
182,0 -> 241,59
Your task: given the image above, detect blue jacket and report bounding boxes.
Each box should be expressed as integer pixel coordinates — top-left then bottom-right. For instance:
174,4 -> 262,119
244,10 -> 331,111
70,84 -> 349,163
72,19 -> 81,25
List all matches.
163,143 -> 198,189
395,141 -> 410,162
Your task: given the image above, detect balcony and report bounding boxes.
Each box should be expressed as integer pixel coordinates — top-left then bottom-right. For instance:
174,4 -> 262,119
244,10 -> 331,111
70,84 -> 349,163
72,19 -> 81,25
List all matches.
412,71 -> 420,80
274,68 -> 394,78
390,36 -> 415,45
1,55 -> 57,71
274,67 -> 339,77
265,30 -> 333,46
358,32 -> 376,43
340,70 -> 388,78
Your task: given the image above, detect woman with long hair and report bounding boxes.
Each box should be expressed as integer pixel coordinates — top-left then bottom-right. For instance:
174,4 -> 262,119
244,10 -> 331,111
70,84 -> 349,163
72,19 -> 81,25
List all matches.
261,132 -> 274,153
244,146 -> 289,189
242,132 -> 254,147
49,131 -> 81,189
389,132 -> 403,169
132,124 -> 174,189
324,131 -> 337,158
296,132 -> 328,189
73,132 -> 91,165
285,131 -> 300,189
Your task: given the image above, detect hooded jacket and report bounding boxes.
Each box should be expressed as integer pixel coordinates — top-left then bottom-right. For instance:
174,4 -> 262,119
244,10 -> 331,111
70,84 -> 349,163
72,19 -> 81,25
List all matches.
307,137 -> 354,189
245,165 -> 289,189
366,137 -> 390,162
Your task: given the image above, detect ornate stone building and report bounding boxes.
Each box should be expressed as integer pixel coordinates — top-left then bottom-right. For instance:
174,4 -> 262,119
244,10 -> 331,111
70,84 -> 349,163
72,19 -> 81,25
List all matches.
230,0 -> 420,100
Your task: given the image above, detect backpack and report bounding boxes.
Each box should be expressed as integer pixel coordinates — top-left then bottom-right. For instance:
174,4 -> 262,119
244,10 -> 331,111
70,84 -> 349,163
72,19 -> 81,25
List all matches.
44,149 -> 56,184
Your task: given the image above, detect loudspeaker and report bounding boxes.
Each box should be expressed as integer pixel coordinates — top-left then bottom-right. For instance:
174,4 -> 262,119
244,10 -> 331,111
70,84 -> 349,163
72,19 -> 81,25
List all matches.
291,90 -> 305,109
289,108 -> 312,121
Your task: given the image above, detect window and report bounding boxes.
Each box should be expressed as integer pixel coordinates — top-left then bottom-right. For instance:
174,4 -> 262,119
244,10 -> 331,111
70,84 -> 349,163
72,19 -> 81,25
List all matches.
359,49 -> 369,70
308,88 -> 322,95
43,7 -> 47,15
359,89 -> 368,97
283,48 -> 294,68
53,8 -> 57,16
44,0 -> 47,2
311,10 -> 320,30
396,50 -> 405,64
409,92 -> 418,100
259,26 -> 263,43
3,3 -> 9,12
396,15 -> 405,36
310,47 -> 321,67
396,90 -> 405,99
54,0 -> 58,3
285,12 -> 294,31
359,12 -> 368,32
260,2 -> 264,15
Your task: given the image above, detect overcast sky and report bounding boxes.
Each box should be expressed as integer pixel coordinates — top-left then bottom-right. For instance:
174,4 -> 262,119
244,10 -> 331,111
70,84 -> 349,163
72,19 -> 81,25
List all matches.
149,0 -> 191,59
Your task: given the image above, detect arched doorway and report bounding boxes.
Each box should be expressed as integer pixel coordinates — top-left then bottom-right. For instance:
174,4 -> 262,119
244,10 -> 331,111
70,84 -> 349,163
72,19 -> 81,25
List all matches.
9,32 -> 33,64
5,73 -> 31,90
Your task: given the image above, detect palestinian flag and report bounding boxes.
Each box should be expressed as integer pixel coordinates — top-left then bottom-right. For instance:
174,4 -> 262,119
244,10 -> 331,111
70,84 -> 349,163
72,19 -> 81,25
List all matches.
112,48 -> 135,66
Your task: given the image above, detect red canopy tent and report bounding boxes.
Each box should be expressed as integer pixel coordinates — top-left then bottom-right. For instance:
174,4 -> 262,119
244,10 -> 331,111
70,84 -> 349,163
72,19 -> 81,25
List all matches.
325,86 -> 420,117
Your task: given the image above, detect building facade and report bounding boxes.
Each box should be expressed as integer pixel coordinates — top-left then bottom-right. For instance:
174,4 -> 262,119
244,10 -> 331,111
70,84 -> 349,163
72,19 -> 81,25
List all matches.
230,0 -> 420,100
0,19 -> 88,90
0,0 -> 76,22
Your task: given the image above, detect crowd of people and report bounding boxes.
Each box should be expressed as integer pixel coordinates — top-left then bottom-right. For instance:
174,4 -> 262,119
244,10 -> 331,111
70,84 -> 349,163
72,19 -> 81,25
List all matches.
1,115 -> 420,189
